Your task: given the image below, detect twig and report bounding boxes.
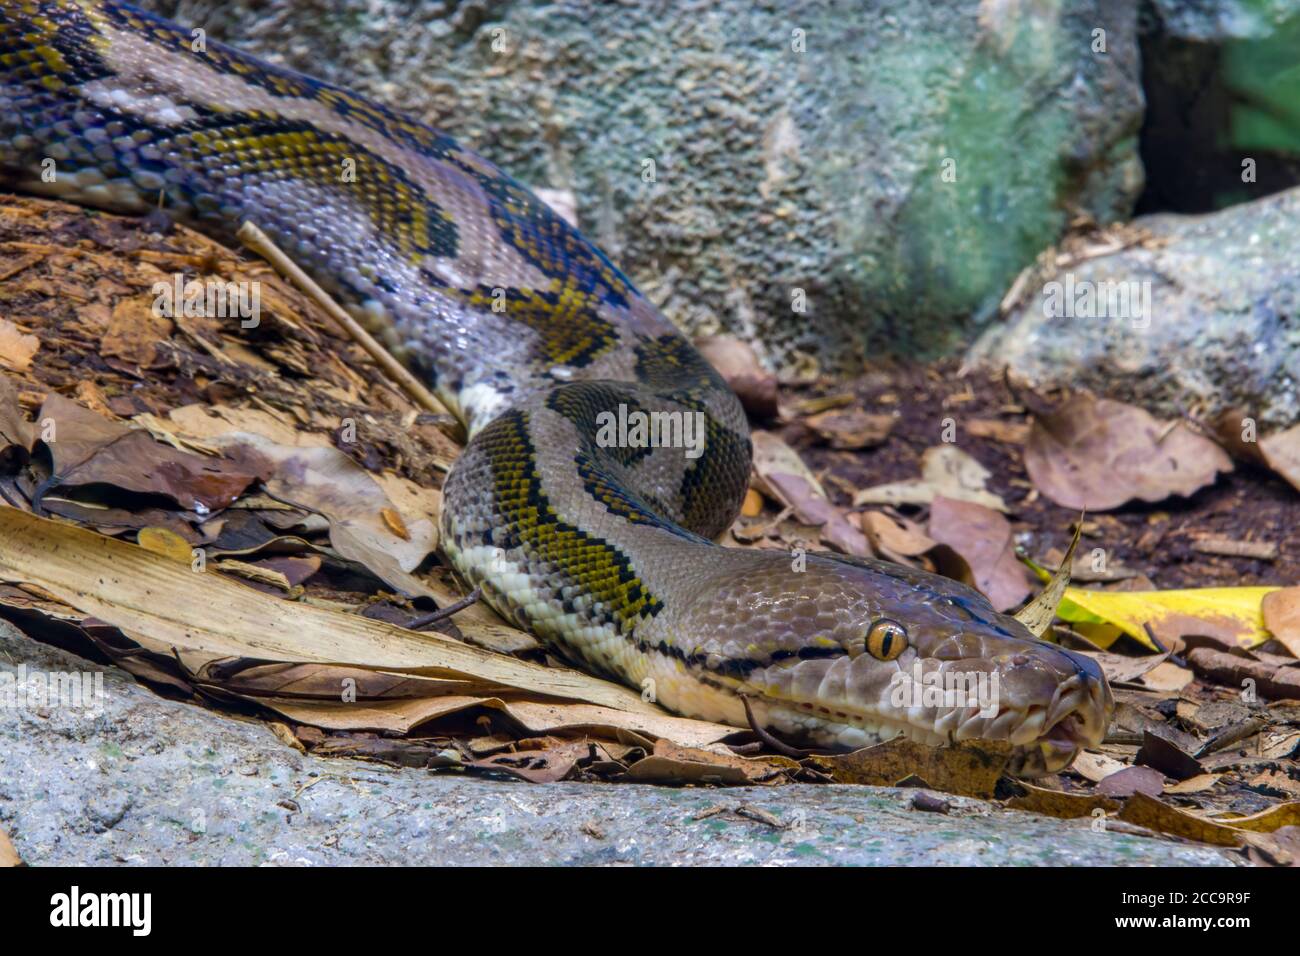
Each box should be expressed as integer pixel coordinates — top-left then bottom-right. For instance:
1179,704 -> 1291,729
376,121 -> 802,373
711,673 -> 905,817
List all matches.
406,586 -> 482,630
236,221 -> 449,417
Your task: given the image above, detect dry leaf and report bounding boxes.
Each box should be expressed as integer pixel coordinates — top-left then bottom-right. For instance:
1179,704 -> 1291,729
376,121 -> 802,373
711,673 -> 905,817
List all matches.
1140,660 -> 1193,692
1117,793 -> 1244,846
804,406 -> 895,449
1096,765 -> 1165,798
35,395 -> 256,511
1006,783 -> 1118,818
808,738 -> 1011,798
853,445 -> 1008,512
1024,394 -> 1232,510
0,828 -> 21,867
1071,750 -> 1127,783
1165,774 -> 1221,794
927,495 -> 1032,612
1262,587 -> 1300,657
1057,586 -> 1280,651
749,430 -> 833,525
0,318 -> 38,371
217,432 -> 438,596
101,295 -> 173,367
136,526 -> 194,563
623,740 -> 788,785
1259,424 -> 1300,493
0,507 -> 659,715
1081,649 -> 1171,684
1012,521 -> 1081,638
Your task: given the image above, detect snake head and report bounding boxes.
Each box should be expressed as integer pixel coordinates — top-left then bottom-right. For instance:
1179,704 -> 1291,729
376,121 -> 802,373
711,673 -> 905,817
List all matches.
682,551 -> 1113,777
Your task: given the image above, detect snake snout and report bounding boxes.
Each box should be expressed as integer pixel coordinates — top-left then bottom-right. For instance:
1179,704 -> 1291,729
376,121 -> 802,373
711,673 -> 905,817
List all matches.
1004,651 -> 1114,777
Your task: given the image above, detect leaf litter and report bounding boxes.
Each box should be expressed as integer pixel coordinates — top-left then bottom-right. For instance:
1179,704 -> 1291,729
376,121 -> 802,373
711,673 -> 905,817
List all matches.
1,194 -> 1298,860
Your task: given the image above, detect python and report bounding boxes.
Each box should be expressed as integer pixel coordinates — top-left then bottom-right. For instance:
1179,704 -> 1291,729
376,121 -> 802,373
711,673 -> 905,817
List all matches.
0,0 -> 1112,775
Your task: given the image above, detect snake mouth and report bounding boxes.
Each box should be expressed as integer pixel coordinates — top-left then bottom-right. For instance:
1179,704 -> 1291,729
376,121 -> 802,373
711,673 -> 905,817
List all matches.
1003,671 -> 1112,777
750,644 -> 1113,777
755,664 -> 1111,778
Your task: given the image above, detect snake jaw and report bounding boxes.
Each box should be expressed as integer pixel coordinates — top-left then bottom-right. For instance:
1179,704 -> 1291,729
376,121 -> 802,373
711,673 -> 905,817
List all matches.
748,653 -> 1111,777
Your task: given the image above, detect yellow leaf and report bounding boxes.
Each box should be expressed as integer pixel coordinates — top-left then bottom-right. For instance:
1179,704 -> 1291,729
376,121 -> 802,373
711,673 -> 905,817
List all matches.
1057,586 -> 1280,651
136,526 -> 194,563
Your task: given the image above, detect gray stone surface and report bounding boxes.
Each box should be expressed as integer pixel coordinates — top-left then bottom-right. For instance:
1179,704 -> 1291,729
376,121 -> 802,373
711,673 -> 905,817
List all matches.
139,0 -> 1144,372
1145,0 -> 1299,41
0,621 -> 1236,866
968,186 -> 1300,428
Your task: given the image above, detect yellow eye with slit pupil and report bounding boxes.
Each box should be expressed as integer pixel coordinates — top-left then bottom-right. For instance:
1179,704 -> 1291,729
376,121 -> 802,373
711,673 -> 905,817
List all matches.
866,619 -> 908,661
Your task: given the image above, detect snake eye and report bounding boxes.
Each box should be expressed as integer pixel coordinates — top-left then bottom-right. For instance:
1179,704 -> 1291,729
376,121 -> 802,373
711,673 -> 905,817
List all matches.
866,619 -> 908,661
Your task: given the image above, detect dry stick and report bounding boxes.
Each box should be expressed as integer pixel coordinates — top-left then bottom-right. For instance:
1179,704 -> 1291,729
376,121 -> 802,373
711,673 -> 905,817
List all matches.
236,221 -> 448,417
407,586 -> 482,631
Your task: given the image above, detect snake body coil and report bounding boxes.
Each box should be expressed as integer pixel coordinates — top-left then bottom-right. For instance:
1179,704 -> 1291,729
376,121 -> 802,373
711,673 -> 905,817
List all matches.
1,0 -> 1111,775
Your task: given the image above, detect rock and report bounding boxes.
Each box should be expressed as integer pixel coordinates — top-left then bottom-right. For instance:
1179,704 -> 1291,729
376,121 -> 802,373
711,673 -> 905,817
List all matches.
968,187 -> 1300,428
1144,0 -> 1296,41
137,0 -> 1143,372
0,620 -> 1234,865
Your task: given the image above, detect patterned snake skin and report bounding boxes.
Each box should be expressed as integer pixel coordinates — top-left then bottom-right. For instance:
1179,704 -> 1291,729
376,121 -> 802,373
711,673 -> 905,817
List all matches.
1,0 -> 1111,775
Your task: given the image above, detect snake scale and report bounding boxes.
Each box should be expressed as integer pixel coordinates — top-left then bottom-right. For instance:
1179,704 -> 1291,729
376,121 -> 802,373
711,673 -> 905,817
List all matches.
1,0 -> 1111,775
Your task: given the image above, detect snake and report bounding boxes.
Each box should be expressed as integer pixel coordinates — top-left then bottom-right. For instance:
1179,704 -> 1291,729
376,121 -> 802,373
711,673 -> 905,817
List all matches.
1,0 -> 1111,776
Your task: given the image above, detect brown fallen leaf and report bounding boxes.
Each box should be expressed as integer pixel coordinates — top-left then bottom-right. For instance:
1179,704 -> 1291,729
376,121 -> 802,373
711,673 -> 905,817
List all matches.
0,829 -> 21,867
749,430 -> 834,525
0,318 -> 38,372
470,740 -> 593,783
1204,798 -> 1300,832
0,376 -> 34,458
1211,407 -> 1269,466
853,445 -> 1008,512
1244,825 -> 1300,867
1071,749 -> 1128,783
623,740 -> 789,786
1164,774 -> 1221,794
857,510 -> 974,582
1259,424 -> 1300,493
35,395 -> 256,512
1096,765 -> 1165,798
216,432 -> 438,597
101,295 -> 173,368
927,495 -> 1033,612
1139,660 -> 1194,692
1023,394 -> 1232,510
1262,587 -> 1300,658
1117,793 -> 1244,846
965,417 -> 1031,444
803,406 -> 895,449
1135,730 -> 1205,781
819,512 -> 871,558
1081,649 -> 1171,685
1006,782 -> 1118,819
807,738 -> 1012,799
136,526 -> 195,563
